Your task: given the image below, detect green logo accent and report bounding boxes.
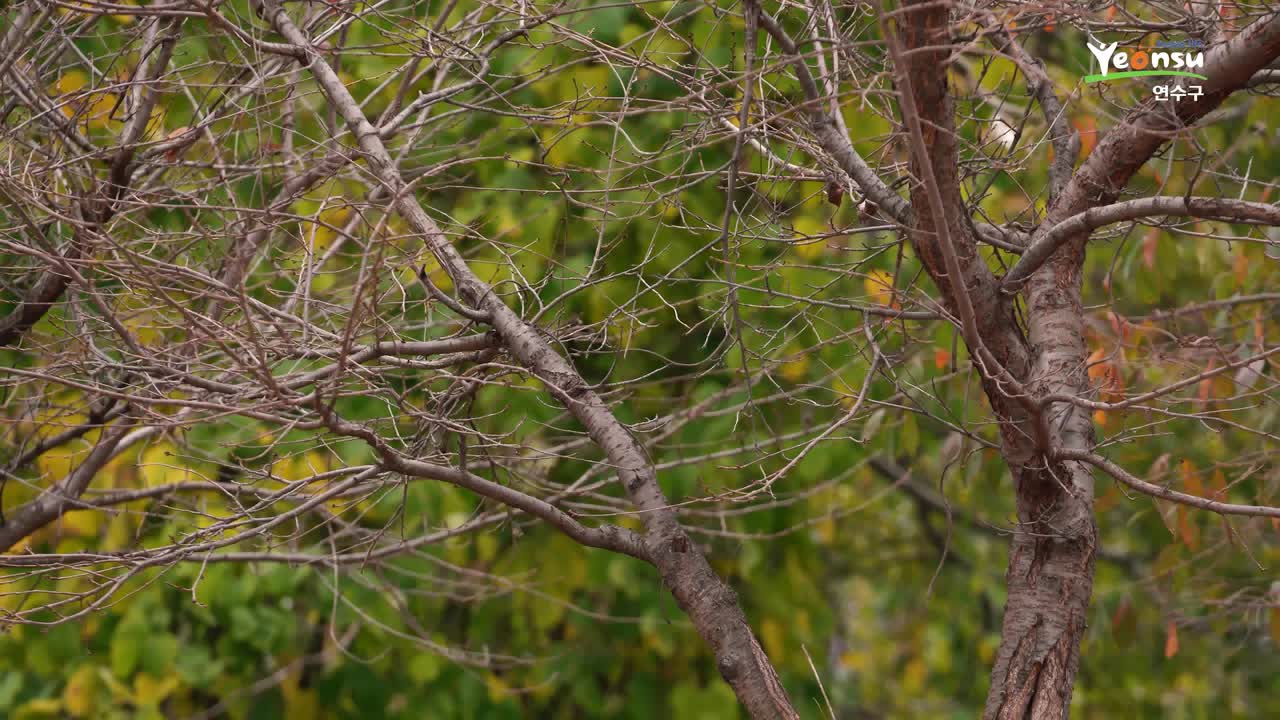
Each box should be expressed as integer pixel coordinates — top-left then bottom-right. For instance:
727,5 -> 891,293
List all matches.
1084,70 -> 1208,84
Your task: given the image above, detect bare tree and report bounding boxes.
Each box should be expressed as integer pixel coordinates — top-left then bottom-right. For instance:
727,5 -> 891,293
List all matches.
2,0 -> 1279,717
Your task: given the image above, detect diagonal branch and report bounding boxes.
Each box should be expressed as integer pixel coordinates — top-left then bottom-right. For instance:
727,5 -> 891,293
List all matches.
0,422 -> 134,552
1058,450 -> 1280,520
255,2 -> 799,716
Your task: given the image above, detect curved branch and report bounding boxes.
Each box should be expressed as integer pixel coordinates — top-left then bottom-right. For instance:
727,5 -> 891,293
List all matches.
1058,450 -> 1280,519
1005,197 -> 1280,288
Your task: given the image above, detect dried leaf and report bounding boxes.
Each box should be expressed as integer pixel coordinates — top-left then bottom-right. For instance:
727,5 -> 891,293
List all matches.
1073,115 -> 1098,158
1234,249 -> 1250,287
1176,505 -> 1200,551
1209,470 -> 1227,499
1148,453 -> 1172,482
1198,359 -> 1217,403
1181,459 -> 1205,498
1164,620 -> 1179,658
1154,498 -> 1178,538
1111,597 -> 1136,647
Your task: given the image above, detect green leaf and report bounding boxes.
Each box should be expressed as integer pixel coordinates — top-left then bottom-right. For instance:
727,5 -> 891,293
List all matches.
110,622 -> 146,679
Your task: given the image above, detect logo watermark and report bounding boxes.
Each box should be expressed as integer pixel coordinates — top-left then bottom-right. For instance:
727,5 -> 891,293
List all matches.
1084,39 -> 1207,84
1085,38 -> 1206,101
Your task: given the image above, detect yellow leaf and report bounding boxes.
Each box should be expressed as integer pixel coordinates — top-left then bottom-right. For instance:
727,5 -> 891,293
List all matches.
115,291 -> 166,346
778,354 -> 809,384
277,451 -> 331,484
63,665 -> 98,718
140,443 -> 189,488
863,270 -> 895,306
903,657 -> 927,693
759,618 -> 785,663
58,509 -> 102,539
82,93 -> 120,130
404,253 -> 454,293
52,70 -> 89,95
302,204 -> 353,253
133,673 -> 179,707
110,0 -> 138,24
485,673 -> 510,703
282,678 -> 319,717
792,216 -> 829,261
37,445 -> 85,482
104,511 -> 137,551
13,697 -> 64,719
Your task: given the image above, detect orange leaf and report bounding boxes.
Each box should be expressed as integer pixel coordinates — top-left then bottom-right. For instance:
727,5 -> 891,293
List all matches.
1234,250 -> 1250,287
1087,348 -> 1108,381
1164,620 -> 1179,658
1180,459 -> 1204,498
1176,505 -> 1200,551
1073,116 -> 1098,159
1142,228 -> 1159,270
934,349 -> 951,370
1209,469 -> 1227,499
1198,359 -> 1217,404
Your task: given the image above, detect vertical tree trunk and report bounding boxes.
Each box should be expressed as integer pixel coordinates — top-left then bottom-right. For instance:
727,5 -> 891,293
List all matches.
983,226 -> 1097,720
985,464 -> 1096,720
890,3 -> 1098,717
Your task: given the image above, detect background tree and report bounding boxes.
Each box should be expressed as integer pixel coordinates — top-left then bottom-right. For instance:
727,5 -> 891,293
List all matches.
1,0 -> 1279,718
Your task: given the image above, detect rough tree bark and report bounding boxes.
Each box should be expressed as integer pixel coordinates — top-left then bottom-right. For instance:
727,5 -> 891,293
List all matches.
886,5 -> 1280,719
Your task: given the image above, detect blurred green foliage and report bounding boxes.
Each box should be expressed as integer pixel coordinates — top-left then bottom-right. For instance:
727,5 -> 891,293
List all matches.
2,1 -> 1279,719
